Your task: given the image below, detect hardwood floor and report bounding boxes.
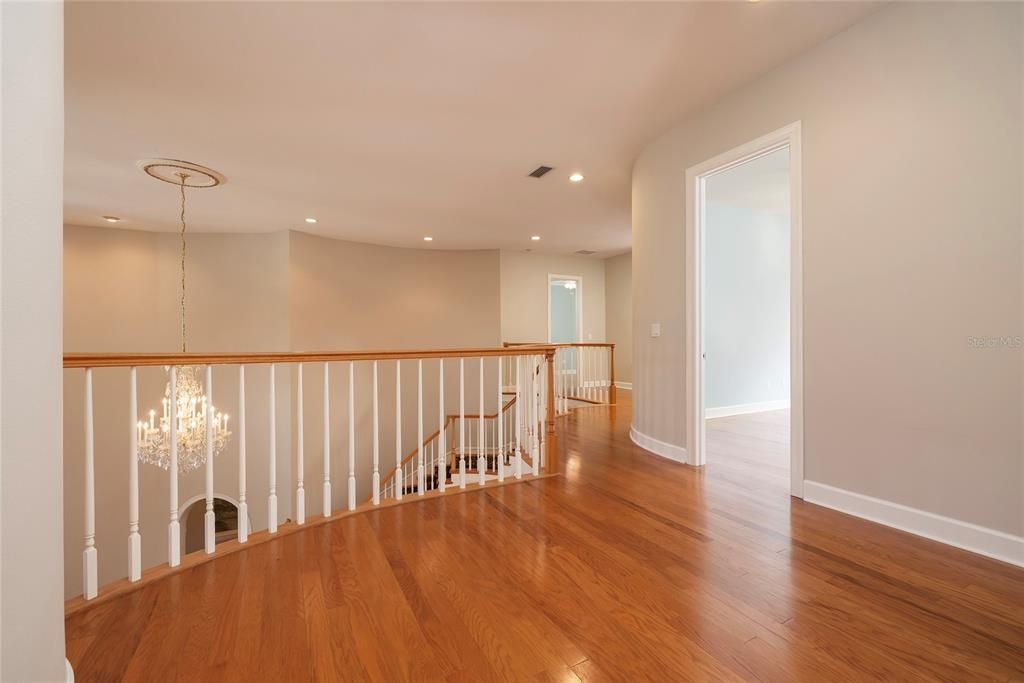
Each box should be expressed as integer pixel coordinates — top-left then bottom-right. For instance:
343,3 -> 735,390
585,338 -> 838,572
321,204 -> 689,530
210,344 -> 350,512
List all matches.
66,392 -> 1024,682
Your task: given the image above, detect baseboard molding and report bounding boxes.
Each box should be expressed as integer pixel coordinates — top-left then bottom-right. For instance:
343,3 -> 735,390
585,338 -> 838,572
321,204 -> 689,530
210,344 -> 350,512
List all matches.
803,481 -> 1024,568
705,399 -> 789,419
629,425 -> 689,465
614,381 -> 632,390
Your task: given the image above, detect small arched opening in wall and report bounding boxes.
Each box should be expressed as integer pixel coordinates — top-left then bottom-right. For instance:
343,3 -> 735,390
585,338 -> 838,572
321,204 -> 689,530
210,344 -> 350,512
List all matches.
180,494 -> 251,555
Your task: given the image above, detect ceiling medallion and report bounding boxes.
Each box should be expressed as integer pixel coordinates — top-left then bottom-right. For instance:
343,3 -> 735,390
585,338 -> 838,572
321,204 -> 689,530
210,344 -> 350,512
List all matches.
137,158 -> 226,188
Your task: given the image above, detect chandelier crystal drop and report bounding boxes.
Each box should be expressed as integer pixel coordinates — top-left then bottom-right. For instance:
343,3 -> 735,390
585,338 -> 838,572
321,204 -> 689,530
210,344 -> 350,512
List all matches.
137,163 -> 231,475
138,366 -> 231,474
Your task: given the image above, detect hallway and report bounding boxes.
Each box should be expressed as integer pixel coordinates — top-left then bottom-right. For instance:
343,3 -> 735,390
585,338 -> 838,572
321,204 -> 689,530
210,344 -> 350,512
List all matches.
66,393 -> 1024,681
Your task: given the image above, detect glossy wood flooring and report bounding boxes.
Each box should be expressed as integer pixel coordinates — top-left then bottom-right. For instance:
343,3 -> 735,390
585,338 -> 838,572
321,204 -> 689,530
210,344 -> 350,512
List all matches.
66,393 -> 1024,682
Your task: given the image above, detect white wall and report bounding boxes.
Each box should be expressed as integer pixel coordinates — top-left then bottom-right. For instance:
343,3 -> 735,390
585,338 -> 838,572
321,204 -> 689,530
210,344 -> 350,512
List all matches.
500,250 -> 606,343
704,149 -> 790,410
604,252 -> 632,385
1,2 -> 68,679
632,3 -> 1023,535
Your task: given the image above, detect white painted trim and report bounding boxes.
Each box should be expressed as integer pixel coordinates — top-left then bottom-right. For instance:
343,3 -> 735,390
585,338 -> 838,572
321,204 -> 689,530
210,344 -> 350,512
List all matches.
629,425 -> 689,464
178,493 -> 254,538
686,121 -> 804,498
547,273 -> 583,343
705,399 -> 789,419
804,481 -> 1024,568
614,381 -> 632,390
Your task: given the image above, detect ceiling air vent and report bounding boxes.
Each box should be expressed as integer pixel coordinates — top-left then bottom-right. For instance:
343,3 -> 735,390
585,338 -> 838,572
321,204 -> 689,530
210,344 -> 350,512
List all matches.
528,165 -> 553,178
575,250 -> 596,256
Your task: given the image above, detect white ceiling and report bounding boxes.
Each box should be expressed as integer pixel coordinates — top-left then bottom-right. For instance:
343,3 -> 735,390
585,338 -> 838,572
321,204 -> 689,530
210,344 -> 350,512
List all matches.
705,146 -> 791,214
65,2 -> 877,255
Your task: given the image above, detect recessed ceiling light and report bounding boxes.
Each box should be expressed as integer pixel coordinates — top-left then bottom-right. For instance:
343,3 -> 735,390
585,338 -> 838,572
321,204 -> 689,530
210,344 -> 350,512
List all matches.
531,235 -> 541,241
103,216 -> 120,223
423,236 -> 433,242
569,173 -> 584,183
305,217 -> 317,224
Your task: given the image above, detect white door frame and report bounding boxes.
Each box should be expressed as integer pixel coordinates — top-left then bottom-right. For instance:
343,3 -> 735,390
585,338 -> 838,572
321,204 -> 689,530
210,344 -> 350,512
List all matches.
547,273 -> 583,343
685,121 -> 804,498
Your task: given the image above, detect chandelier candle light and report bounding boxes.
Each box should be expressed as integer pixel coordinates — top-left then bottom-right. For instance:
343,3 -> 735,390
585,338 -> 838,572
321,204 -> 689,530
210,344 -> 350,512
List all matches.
137,160 -> 231,476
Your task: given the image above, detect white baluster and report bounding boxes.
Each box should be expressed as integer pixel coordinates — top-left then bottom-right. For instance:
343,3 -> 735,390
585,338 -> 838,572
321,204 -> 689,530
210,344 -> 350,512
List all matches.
296,363 -> 305,525
478,357 -> 486,486
395,360 -> 403,501
562,349 -> 568,402
168,366 -> 181,566
459,358 -> 466,489
204,366 -> 215,553
372,360 -> 380,505
128,367 -> 141,582
497,355 -> 505,482
602,346 -> 607,402
83,369 -> 98,599
514,356 -> 523,479
238,366 -> 248,543
268,363 -> 278,533
417,360 -> 425,495
592,347 -> 597,402
591,347 -> 596,402
438,359 -> 446,493
529,357 -> 535,464
324,362 -> 332,517
536,358 -> 544,475
347,362 -> 355,511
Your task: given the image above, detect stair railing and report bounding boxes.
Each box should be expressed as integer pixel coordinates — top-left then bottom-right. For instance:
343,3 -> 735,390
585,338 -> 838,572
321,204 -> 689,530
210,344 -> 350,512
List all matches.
63,345 -> 557,605
504,342 -> 616,415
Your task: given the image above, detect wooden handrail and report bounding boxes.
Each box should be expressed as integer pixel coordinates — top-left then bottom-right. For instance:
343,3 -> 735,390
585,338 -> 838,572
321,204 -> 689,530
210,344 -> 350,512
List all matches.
64,345 -> 558,369
503,341 -> 614,348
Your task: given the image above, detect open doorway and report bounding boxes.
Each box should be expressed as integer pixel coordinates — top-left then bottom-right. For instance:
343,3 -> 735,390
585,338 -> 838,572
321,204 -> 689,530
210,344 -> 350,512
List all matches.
182,496 -> 243,555
548,274 -> 582,344
686,123 -> 803,497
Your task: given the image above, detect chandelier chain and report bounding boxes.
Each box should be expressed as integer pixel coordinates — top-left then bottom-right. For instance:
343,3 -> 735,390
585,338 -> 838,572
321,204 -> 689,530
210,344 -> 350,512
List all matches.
178,173 -> 188,353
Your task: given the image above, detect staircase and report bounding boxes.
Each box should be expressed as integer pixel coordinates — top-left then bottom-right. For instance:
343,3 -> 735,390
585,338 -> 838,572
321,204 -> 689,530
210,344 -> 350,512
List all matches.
377,387 -> 540,502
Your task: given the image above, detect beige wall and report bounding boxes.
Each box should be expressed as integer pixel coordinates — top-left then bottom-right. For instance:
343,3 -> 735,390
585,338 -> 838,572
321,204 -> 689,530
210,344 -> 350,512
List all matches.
289,231 -> 500,350
632,3 -> 1023,534
63,227 -> 506,596
63,226 -> 292,597
287,231 -> 502,518
500,250 -> 606,344
1,3 -> 68,679
604,252 -> 632,385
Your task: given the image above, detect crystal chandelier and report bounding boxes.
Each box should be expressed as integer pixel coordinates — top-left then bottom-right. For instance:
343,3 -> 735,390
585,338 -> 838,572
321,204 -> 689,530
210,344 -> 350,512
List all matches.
137,162 -> 231,475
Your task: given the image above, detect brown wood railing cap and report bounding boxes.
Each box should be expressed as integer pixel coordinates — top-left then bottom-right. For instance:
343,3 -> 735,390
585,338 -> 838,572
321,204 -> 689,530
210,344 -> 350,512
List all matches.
502,341 -> 614,348
64,345 -> 558,369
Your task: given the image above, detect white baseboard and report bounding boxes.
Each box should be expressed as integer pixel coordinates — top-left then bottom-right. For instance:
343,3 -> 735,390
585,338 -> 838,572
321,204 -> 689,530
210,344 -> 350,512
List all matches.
803,481 -> 1024,568
705,399 -> 789,419
629,425 -> 689,465
614,381 -> 632,390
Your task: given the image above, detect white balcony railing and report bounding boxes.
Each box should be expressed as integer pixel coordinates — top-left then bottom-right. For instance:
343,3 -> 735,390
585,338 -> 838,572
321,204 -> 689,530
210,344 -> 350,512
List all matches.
505,342 -> 616,415
64,346 -> 557,603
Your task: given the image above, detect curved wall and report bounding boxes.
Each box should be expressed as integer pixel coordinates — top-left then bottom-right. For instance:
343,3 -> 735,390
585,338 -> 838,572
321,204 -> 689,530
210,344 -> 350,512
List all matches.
631,3 -> 1023,535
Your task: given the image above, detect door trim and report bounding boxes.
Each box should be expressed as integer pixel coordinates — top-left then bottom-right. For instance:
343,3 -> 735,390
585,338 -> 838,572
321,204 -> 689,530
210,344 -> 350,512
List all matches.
684,121 -> 804,498
547,273 -> 583,343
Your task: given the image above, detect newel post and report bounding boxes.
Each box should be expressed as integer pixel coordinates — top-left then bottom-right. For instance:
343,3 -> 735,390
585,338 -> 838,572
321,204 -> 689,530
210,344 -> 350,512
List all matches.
609,343 -> 617,405
545,349 -> 559,473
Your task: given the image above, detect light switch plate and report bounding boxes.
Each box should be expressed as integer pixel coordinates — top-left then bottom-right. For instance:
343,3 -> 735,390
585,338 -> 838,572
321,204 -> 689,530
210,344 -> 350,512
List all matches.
650,323 -> 661,338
